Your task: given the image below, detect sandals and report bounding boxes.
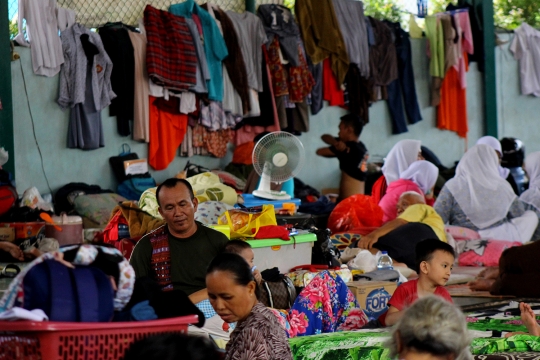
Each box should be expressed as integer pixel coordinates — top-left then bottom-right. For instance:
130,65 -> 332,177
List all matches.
0,264 -> 21,278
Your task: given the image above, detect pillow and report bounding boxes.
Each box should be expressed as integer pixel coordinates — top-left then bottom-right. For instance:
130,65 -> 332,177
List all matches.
330,232 -> 363,251
456,238 -> 521,267
73,193 -> 127,227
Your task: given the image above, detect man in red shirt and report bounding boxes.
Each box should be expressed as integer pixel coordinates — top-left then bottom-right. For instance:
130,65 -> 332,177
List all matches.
383,239 -> 454,326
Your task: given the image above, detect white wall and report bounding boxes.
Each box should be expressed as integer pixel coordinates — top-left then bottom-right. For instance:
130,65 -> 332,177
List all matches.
11,37 -> 501,196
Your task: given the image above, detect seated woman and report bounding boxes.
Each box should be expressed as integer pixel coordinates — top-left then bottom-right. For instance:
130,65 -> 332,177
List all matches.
223,240 -> 369,337
206,253 -> 293,359
359,192 -> 447,269
371,139 -> 423,204
379,160 -> 439,223
519,151 -> 540,241
434,144 -> 538,243
477,135 -> 520,195
386,296 -> 472,360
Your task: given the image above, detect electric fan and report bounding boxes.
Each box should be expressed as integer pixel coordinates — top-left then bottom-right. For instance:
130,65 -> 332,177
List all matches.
252,131 -> 305,200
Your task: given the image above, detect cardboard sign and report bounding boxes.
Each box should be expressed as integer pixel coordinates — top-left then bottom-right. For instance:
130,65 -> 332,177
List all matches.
124,158 -> 148,175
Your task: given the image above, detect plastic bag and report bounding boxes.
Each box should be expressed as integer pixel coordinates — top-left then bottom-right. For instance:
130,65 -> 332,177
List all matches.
327,194 -> 383,234
347,250 -> 377,273
21,186 -> 54,212
218,205 -> 277,238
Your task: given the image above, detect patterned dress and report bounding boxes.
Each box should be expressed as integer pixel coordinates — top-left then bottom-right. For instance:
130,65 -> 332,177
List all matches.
225,302 -> 293,360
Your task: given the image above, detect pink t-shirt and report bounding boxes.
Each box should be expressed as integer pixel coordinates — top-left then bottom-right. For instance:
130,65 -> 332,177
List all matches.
379,179 -> 424,223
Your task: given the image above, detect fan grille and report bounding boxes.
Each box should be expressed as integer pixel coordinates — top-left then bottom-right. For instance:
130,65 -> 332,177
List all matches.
252,132 -> 305,183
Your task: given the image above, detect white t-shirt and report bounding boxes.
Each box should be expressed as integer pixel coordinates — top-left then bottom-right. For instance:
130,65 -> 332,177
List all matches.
510,23 -> 540,97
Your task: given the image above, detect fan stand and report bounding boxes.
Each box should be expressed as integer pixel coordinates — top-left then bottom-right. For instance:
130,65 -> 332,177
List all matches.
253,172 -> 292,201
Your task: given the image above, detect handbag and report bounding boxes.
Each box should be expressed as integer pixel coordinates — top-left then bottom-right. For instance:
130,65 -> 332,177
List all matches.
218,205 -> 277,238
260,277 -> 297,309
109,144 -> 139,183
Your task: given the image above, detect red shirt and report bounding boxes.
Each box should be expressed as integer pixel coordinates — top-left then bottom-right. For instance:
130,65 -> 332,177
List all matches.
388,279 -> 453,311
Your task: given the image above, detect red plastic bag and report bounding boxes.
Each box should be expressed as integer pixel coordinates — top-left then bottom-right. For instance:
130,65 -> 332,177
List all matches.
327,194 -> 383,234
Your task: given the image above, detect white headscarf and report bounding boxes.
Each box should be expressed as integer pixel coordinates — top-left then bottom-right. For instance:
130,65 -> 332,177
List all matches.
520,151 -> 540,210
400,160 -> 439,194
382,140 -> 422,184
446,144 -> 517,229
476,136 -> 510,179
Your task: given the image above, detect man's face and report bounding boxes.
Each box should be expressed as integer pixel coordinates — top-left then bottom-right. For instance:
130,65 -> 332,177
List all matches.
158,183 -> 198,238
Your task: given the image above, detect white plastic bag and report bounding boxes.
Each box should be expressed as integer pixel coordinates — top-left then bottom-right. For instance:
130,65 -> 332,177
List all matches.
21,187 -> 54,212
347,250 -> 377,272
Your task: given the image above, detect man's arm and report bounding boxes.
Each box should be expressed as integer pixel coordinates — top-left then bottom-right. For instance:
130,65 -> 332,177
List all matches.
321,134 -> 338,146
358,218 -> 408,249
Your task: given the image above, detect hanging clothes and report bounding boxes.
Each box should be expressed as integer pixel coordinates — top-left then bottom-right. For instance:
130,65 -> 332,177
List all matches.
58,24 -> 114,150
437,10 -> 474,139
309,60 -> 323,115
258,4 -> 301,67
331,0 -> 370,78
425,16 -> 445,107
169,0 -> 228,102
384,21 -> 422,134
144,5 -> 197,91
128,21 -> 150,143
322,58 -> 345,106
510,23 -> 540,97
98,25 -> 135,137
447,2 -> 484,72
184,18 -> 211,94
14,0 -> 66,76
368,17 -> 398,88
226,11 -> 268,94
295,0 -> 349,84
343,64 -> 371,124
148,96 -> 189,171
202,3 -> 251,114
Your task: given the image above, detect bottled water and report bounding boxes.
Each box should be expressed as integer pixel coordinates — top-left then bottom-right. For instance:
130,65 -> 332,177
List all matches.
377,251 -> 393,270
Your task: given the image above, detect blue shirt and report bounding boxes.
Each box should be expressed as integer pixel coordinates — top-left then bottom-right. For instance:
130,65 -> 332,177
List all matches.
169,0 -> 228,101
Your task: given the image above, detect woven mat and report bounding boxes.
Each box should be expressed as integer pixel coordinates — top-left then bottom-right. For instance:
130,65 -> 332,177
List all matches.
446,284 -> 514,298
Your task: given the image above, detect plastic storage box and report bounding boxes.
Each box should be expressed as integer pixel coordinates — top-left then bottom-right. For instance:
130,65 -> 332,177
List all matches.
0,315 -> 198,360
240,194 -> 301,210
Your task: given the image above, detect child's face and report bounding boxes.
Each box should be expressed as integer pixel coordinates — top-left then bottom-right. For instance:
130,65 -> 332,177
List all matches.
422,250 -> 454,287
239,248 -> 255,268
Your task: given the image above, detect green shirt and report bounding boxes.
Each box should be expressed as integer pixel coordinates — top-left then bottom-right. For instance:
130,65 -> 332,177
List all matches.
130,222 -> 229,295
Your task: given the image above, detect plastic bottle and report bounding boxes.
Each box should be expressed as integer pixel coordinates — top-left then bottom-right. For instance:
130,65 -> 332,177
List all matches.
377,251 -> 393,270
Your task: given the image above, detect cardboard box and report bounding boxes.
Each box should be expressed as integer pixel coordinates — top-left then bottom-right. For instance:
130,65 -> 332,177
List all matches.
0,222 -> 45,240
0,227 -> 15,242
347,280 -> 397,320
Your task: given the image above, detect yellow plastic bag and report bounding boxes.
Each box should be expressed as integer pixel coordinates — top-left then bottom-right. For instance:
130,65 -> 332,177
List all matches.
218,205 -> 277,239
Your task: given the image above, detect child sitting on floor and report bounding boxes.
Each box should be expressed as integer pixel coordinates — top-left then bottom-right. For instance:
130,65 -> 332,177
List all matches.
382,239 -> 455,326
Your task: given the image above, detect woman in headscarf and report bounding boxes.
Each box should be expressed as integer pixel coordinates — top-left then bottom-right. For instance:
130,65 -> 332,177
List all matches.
379,160 -> 439,223
434,144 -> 538,243
371,139 -> 422,204
519,151 -> 540,241
476,136 -> 519,194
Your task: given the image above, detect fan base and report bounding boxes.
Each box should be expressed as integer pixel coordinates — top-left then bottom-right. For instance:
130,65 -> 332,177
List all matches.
252,189 -> 292,201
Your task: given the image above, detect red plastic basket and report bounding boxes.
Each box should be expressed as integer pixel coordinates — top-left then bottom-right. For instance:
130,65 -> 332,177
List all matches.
0,315 -> 199,360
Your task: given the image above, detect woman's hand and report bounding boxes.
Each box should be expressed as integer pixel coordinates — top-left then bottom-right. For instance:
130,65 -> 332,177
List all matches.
358,233 -> 379,250
253,269 -> 262,284
0,241 -> 24,261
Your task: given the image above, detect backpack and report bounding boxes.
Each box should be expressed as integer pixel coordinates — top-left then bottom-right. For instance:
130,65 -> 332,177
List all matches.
117,174 -> 156,201
23,259 -> 114,322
